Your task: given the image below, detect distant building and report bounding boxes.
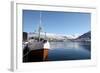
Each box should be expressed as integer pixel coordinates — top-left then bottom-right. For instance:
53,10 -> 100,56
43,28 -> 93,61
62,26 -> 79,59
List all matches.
23,32 -> 28,41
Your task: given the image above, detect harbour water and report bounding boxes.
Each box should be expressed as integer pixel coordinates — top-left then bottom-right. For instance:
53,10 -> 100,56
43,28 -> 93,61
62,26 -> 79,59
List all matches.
47,41 -> 91,61
23,40 -> 91,62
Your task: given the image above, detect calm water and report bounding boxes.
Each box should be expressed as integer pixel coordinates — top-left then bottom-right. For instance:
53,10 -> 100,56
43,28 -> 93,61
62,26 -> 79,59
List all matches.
47,41 -> 91,61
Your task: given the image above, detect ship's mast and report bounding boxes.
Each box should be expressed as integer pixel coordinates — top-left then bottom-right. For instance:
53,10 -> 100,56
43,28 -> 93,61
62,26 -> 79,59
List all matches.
38,11 -> 42,41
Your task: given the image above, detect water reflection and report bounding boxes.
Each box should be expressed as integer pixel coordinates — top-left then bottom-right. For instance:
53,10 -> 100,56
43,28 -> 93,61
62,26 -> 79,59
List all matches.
50,41 -> 90,49
47,41 -> 91,61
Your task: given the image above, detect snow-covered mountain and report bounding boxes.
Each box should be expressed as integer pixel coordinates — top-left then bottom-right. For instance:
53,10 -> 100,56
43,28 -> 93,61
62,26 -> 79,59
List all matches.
77,31 -> 91,39
23,31 -> 90,42
28,32 -> 79,40
75,31 -> 91,41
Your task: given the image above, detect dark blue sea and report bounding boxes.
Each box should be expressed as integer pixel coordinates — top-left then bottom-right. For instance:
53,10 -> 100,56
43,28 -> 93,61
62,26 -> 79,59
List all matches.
47,41 -> 91,61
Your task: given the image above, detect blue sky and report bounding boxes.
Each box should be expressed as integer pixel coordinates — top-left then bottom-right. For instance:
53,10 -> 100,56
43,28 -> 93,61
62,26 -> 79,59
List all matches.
23,10 -> 91,35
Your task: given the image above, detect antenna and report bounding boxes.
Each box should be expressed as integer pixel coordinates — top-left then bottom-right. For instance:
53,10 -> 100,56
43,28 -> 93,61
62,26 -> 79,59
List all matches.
40,11 -> 42,26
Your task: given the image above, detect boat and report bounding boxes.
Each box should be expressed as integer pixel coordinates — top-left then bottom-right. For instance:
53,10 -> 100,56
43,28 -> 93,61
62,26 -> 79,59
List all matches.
27,38 -> 50,61
23,11 -> 50,62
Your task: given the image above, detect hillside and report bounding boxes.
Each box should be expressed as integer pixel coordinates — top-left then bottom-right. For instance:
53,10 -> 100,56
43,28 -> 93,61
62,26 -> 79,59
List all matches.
76,31 -> 91,41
